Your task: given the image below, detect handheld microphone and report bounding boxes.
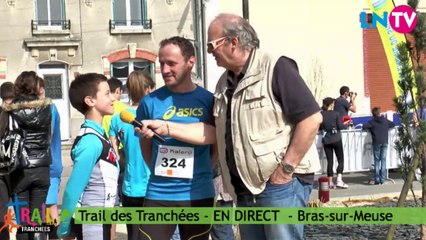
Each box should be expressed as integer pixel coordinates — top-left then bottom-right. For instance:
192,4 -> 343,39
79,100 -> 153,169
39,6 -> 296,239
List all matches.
120,111 -> 166,143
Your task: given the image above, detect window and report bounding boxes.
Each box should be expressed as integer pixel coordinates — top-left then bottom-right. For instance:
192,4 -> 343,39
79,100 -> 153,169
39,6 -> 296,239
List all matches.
112,0 -> 148,28
43,74 -> 63,99
35,0 -> 66,28
39,63 -> 66,100
111,60 -> 153,102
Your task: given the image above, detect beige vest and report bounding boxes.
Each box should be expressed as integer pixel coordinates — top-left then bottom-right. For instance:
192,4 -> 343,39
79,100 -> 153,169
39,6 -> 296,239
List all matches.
213,49 -> 321,196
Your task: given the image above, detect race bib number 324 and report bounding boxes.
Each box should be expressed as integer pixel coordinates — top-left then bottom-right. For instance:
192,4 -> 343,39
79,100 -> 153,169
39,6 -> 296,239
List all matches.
154,145 -> 194,179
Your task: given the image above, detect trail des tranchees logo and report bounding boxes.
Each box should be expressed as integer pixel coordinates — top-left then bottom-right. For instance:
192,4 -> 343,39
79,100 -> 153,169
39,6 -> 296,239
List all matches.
360,5 -> 417,34
0,194 -> 70,234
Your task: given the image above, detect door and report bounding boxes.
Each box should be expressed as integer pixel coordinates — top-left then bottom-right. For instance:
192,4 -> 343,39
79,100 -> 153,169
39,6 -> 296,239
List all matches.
38,63 -> 70,140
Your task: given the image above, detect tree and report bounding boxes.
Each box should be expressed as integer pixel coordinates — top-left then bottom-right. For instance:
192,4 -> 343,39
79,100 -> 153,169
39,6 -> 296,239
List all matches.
306,57 -> 325,103
387,0 -> 426,239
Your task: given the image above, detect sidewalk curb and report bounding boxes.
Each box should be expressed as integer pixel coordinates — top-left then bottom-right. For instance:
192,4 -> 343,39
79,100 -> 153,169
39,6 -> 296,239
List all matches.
314,190 -> 422,204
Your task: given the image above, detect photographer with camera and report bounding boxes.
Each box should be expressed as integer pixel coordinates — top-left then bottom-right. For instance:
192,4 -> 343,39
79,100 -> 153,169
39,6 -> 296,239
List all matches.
334,86 -> 357,128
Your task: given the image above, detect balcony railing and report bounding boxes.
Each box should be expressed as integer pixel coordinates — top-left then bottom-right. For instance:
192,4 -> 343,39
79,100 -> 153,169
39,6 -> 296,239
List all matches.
32,20 -> 71,35
32,20 -> 71,30
109,19 -> 152,34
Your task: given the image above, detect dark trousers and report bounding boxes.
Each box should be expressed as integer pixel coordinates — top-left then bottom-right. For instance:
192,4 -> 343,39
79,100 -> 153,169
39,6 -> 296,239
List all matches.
324,140 -> 344,177
0,176 -> 10,240
10,167 -> 50,240
122,194 -> 145,240
139,198 -> 214,240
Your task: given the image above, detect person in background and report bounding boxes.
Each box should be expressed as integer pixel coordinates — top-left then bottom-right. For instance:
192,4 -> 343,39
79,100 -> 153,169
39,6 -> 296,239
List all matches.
362,107 -> 395,185
334,86 -> 357,127
101,77 -> 127,240
109,71 -> 154,240
0,81 -> 14,240
210,163 -> 235,240
319,97 -> 347,189
102,77 -> 128,136
37,78 -> 63,239
58,73 -> 118,240
4,71 -> 52,240
0,82 -> 14,111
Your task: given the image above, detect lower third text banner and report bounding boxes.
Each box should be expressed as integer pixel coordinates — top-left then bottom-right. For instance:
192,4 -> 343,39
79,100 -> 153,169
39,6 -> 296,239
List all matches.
74,207 -> 426,225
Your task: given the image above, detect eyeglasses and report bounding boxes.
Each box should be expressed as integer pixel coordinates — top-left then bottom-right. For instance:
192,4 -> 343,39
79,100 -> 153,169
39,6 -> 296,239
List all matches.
207,36 -> 228,53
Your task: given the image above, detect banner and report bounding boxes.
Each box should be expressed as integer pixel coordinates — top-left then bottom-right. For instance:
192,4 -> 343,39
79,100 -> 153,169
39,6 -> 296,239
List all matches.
365,0 -> 412,97
74,207 -> 426,225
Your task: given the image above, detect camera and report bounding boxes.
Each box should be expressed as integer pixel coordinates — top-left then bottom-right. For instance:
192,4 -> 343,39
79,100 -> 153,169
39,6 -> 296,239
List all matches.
349,91 -> 357,97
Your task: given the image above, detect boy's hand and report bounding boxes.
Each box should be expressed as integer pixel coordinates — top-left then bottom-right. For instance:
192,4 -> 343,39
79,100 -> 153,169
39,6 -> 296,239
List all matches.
49,205 -> 60,226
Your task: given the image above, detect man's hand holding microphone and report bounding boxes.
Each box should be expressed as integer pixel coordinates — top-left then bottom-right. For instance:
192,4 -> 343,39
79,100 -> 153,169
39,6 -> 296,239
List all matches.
120,111 -> 166,143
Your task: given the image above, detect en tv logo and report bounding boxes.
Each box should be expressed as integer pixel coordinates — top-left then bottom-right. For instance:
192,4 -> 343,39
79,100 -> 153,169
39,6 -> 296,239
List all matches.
360,5 -> 417,34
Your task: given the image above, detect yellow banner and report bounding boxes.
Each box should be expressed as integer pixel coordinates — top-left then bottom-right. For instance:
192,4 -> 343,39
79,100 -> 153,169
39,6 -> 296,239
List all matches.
365,0 -> 412,97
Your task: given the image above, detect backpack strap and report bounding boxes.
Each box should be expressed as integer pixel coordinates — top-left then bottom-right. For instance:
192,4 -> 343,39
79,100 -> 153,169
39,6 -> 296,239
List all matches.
72,126 -> 117,166
8,114 -> 18,131
0,111 -> 8,139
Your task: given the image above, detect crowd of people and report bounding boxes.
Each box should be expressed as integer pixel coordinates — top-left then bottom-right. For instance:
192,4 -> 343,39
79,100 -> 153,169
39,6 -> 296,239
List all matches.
320,86 -> 396,189
0,13 -> 398,240
0,71 -> 63,240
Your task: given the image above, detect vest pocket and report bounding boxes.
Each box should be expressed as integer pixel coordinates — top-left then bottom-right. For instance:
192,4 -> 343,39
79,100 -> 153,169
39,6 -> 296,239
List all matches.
244,98 -> 271,110
244,80 -> 271,109
249,128 -> 283,144
249,130 -> 286,181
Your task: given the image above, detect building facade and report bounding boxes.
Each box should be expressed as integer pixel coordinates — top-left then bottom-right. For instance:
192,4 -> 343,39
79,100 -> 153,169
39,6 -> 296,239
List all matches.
0,0 -> 200,139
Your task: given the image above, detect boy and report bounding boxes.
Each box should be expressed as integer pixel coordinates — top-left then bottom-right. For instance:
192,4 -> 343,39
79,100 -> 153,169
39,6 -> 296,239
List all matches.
57,73 -> 119,240
101,77 -> 127,240
362,107 -> 395,185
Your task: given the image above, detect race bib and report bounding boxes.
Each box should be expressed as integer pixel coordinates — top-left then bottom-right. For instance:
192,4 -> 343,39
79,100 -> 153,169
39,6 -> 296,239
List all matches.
154,145 -> 194,179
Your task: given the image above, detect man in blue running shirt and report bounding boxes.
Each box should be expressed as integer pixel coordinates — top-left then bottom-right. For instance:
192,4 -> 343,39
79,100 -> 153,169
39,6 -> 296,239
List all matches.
136,36 -> 216,240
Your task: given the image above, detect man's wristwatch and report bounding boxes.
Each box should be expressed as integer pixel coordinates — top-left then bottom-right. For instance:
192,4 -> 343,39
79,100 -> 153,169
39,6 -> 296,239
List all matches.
278,152 -> 295,174
280,162 -> 295,174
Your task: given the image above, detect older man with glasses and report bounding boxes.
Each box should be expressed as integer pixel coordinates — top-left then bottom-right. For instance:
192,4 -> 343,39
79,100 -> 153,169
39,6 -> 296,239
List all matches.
206,13 -> 322,240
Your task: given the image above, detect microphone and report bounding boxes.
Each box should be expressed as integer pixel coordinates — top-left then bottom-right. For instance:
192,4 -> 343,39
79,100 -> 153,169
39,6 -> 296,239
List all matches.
120,111 -> 166,143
